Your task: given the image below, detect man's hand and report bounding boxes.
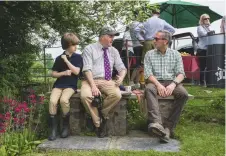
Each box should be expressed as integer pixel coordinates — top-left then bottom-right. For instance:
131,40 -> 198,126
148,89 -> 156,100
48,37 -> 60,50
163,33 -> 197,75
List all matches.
115,75 -> 123,86
61,55 -> 68,62
165,83 -> 176,96
64,70 -> 71,76
91,85 -> 101,97
156,84 -> 167,97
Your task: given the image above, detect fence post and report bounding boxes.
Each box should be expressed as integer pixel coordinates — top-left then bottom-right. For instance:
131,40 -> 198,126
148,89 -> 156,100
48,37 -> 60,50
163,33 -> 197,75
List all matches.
43,45 -> 47,90
126,40 -> 130,83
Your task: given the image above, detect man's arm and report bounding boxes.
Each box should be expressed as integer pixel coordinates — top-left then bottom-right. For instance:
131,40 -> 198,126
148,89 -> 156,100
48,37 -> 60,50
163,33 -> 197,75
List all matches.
113,48 -> 127,86
165,52 -> 185,96
134,22 -> 145,41
164,21 -> 175,34
82,46 -> 101,96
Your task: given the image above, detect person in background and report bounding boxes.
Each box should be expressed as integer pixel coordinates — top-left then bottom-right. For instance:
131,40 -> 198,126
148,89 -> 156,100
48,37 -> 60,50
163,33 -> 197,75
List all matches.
48,33 -> 82,141
142,9 -> 175,64
220,15 -> 226,33
81,26 -> 127,138
129,20 -> 144,87
197,13 -> 214,86
121,26 -> 134,68
144,30 -> 188,143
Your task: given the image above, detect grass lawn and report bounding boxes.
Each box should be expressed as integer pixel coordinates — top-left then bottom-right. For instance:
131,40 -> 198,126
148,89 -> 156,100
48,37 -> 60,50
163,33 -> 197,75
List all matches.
31,85 -> 225,156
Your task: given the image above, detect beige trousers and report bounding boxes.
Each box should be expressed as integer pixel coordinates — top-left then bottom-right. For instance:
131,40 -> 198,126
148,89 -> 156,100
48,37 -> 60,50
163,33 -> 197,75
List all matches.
49,88 -> 75,115
80,80 -> 122,127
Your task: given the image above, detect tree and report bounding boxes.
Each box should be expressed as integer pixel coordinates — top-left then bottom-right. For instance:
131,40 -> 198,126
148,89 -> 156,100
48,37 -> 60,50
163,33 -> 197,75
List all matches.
0,1 -> 158,96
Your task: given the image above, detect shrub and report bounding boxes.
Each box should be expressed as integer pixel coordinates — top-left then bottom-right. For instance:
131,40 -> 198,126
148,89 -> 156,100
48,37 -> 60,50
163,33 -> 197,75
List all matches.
0,90 -> 45,156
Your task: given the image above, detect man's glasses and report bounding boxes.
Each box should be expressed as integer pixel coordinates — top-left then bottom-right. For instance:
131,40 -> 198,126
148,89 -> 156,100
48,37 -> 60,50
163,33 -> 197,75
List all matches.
203,18 -> 210,20
154,37 -> 166,41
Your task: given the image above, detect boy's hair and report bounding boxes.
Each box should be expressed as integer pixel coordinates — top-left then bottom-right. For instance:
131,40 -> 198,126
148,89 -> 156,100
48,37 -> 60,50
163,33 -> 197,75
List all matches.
61,33 -> 80,50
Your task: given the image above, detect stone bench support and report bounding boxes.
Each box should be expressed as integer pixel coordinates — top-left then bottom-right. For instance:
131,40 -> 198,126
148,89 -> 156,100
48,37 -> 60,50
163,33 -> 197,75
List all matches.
47,91 -> 193,136
69,91 -> 130,136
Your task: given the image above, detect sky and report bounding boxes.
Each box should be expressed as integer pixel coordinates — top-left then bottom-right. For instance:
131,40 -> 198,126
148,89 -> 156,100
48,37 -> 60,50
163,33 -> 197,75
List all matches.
46,0 -> 225,59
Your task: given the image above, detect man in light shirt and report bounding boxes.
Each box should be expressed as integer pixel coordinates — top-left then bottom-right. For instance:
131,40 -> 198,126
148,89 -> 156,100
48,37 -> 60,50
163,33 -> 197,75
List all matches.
144,30 -> 188,143
81,26 -> 127,138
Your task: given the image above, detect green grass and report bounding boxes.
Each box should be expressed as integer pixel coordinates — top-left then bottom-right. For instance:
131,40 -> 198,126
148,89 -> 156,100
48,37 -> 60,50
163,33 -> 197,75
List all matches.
31,120 -> 224,156
30,86 -> 225,156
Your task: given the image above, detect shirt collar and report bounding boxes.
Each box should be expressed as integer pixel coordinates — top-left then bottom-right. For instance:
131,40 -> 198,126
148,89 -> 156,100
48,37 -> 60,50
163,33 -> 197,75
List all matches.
97,42 -> 109,51
155,48 -> 170,55
62,51 -> 76,58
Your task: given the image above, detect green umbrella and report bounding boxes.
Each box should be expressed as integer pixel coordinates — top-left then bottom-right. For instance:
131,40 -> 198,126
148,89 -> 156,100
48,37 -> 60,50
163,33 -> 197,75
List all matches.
155,0 -> 222,28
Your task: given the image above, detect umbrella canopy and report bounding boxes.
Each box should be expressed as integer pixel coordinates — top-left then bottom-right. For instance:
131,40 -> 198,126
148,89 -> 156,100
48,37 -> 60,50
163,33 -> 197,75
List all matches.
155,0 -> 222,28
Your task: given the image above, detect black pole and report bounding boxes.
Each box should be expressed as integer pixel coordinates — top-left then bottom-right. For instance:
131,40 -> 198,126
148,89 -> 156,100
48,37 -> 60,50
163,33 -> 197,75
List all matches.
43,45 -> 47,90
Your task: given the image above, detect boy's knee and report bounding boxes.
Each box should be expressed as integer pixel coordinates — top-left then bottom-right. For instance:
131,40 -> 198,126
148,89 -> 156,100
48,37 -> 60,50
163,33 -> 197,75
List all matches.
60,97 -> 69,105
50,99 -> 58,106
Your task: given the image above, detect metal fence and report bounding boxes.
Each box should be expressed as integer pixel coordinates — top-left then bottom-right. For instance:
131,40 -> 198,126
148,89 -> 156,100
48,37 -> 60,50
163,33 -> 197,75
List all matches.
29,37 -> 225,90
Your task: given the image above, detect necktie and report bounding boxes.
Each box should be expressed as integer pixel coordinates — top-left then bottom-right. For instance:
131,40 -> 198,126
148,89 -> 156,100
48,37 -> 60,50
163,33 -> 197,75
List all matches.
103,48 -> 111,80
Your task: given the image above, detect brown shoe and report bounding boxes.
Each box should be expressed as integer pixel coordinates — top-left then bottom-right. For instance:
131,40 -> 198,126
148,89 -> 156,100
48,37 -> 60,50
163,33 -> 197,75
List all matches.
148,123 -> 166,137
160,127 -> 170,143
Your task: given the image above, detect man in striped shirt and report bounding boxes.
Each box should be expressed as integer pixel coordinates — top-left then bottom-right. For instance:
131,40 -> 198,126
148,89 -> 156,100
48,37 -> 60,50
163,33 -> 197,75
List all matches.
81,26 -> 127,138
144,30 -> 188,143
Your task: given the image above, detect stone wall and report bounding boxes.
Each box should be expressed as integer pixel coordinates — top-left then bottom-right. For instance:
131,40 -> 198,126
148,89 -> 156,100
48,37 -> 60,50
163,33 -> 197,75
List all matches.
69,92 -> 130,136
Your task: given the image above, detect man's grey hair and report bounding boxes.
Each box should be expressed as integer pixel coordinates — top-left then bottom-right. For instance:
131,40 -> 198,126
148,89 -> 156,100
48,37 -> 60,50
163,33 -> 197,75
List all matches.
157,30 -> 172,44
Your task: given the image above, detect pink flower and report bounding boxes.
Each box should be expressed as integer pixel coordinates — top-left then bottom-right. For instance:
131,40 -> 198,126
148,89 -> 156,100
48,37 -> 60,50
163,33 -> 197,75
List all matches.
31,99 -> 37,104
4,112 -> 11,120
29,89 -> 35,94
39,96 -> 45,104
24,107 -> 30,113
19,118 -> 25,124
0,122 -> 4,127
20,102 -> 28,109
0,128 -> 6,133
13,117 -> 19,124
10,100 -> 17,107
29,94 -> 36,100
0,114 -> 4,119
15,107 -> 21,113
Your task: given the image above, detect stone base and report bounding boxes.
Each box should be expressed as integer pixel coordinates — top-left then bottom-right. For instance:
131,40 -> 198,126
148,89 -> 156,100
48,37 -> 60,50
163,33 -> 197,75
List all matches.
38,130 -> 180,152
131,92 -> 194,125
69,91 -> 130,136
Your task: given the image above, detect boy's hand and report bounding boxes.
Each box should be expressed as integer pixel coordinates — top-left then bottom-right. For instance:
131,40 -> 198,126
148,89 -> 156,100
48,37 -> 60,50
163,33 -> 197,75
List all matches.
64,70 -> 71,76
61,55 -> 68,62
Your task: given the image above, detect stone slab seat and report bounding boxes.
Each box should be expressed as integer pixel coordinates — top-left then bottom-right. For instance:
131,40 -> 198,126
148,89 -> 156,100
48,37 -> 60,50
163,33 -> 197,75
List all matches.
46,90 -> 193,136
68,90 -> 131,136
131,90 -> 194,126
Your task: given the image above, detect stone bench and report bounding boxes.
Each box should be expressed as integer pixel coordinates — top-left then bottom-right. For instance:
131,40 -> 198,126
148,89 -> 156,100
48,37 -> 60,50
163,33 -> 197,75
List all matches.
68,90 -> 193,136
69,90 -> 131,136
47,90 -> 193,136
131,91 -> 194,125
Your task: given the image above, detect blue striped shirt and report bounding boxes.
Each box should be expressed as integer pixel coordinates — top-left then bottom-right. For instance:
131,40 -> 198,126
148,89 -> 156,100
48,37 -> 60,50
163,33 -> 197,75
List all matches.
143,16 -> 175,40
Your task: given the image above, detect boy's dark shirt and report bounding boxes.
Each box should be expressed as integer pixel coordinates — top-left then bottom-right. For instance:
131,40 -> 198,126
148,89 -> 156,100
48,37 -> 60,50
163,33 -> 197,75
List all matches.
52,52 -> 83,90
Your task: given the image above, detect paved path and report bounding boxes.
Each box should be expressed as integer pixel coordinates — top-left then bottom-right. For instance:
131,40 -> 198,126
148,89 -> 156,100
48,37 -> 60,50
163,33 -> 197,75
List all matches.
38,131 -> 180,152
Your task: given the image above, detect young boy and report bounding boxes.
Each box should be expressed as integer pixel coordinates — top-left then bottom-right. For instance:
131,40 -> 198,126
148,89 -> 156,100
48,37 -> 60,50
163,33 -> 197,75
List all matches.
48,33 -> 82,141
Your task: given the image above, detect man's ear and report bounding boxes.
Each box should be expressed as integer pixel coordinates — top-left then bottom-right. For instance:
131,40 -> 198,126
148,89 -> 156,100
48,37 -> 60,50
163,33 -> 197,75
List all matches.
164,40 -> 168,45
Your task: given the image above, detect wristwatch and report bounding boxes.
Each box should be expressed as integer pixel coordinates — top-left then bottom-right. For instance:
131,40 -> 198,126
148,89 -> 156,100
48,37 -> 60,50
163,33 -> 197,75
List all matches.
172,80 -> 179,86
